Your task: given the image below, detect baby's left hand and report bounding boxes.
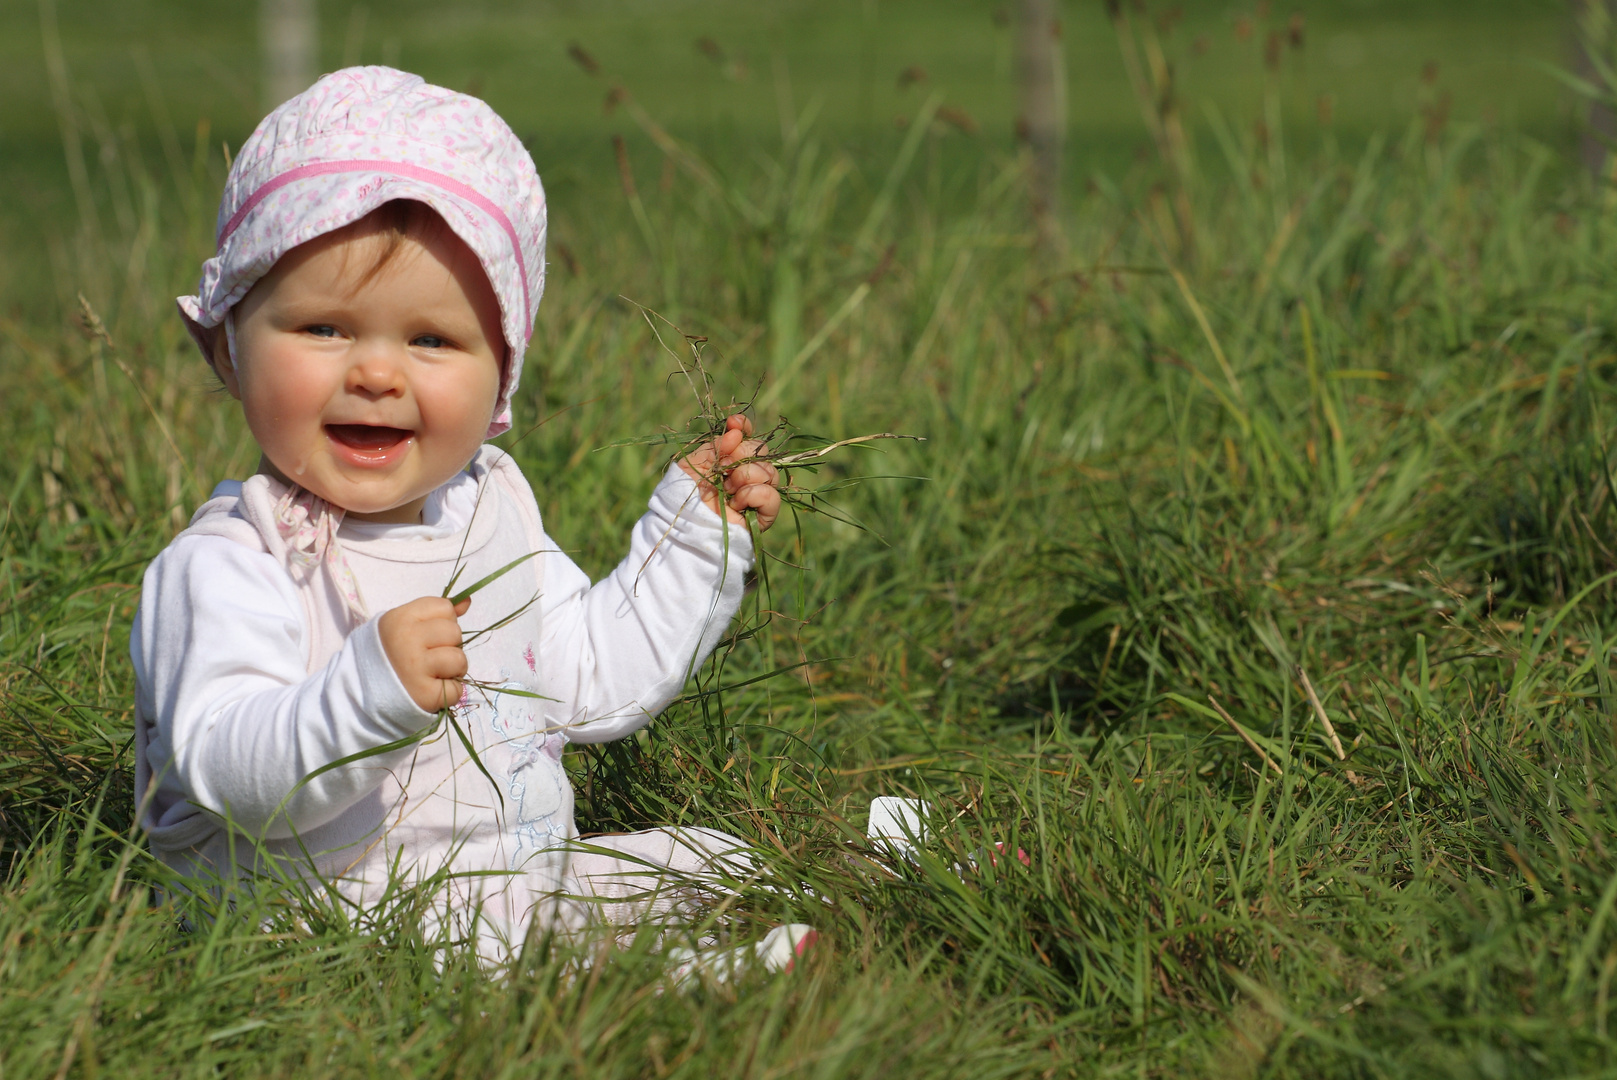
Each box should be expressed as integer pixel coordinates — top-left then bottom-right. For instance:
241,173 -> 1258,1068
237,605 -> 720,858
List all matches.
679,414 -> 783,532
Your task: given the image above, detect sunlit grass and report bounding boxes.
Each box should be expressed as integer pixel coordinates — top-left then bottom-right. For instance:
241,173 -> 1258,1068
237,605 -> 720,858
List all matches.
7,13 -> 1617,1076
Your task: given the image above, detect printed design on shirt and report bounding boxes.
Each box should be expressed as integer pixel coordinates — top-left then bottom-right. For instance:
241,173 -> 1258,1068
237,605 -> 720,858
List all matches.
481,674 -> 568,869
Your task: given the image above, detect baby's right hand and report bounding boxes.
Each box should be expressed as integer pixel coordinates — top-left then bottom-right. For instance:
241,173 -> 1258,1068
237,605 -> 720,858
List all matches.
378,596 -> 472,714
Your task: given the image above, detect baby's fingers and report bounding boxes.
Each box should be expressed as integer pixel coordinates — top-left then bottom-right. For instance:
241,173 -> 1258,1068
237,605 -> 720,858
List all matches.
423,641 -> 469,680
723,460 -> 779,494
729,482 -> 782,532
724,437 -> 772,464
416,614 -> 467,651
716,414 -> 756,459
425,678 -> 465,713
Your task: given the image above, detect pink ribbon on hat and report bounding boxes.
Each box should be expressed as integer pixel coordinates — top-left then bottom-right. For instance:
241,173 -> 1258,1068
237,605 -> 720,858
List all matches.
217,159 -> 534,338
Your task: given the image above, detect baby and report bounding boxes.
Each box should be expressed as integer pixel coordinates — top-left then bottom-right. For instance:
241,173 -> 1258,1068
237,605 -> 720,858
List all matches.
132,67 -> 805,966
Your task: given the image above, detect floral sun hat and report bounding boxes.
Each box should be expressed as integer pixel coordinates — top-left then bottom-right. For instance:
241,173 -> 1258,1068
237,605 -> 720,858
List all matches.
177,65 -> 547,438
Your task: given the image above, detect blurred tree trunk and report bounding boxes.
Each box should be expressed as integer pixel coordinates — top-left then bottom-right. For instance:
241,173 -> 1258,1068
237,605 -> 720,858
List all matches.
1575,0 -> 1617,178
1016,0 -> 1065,253
262,0 -> 318,111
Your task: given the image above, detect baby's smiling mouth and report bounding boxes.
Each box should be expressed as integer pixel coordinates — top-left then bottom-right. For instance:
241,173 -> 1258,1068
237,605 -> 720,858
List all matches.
325,424 -> 413,451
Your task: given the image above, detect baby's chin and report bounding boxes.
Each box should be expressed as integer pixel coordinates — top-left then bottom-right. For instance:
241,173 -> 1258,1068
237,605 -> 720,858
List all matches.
330,486 -> 434,524
252,456 -> 432,523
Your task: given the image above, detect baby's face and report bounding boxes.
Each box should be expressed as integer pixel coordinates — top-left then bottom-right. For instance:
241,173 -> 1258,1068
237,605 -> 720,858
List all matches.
219,216 -> 504,523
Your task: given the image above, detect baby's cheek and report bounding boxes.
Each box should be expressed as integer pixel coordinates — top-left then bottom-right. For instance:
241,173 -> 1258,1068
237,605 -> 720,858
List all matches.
242,344 -> 326,412
419,371 -> 497,445
242,382 -> 316,460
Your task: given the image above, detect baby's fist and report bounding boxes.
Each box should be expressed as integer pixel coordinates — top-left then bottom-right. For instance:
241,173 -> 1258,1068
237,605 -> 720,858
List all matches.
378,596 -> 471,714
679,414 -> 783,532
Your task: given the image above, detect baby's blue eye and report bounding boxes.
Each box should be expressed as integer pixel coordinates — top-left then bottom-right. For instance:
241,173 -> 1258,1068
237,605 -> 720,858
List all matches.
413,334 -> 448,349
305,325 -> 338,338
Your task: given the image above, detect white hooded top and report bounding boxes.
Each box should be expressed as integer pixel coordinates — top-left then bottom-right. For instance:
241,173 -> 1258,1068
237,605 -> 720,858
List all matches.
131,447 -> 752,940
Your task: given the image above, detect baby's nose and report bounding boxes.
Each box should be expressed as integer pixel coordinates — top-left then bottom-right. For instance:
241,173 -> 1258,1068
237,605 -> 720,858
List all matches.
345,342 -> 408,396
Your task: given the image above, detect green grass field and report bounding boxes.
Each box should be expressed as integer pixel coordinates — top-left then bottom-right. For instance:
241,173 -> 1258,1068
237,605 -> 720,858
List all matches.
6,1 -> 1617,1076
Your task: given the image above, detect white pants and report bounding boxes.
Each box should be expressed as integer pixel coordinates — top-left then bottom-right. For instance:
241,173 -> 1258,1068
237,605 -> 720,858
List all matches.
548,826 -> 755,932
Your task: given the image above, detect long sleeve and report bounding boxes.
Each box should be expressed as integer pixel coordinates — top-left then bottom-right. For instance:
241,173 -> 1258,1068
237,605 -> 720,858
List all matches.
132,534 -> 439,840
537,464 -> 754,743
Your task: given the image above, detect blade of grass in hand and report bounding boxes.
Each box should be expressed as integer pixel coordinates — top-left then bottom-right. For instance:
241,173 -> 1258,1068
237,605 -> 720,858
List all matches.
444,550 -> 542,605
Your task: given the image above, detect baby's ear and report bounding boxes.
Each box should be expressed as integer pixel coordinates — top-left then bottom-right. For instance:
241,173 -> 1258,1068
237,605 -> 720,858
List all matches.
201,322 -> 243,400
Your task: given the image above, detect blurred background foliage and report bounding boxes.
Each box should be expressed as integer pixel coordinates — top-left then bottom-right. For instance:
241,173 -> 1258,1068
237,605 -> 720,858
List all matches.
0,0 -> 1567,314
